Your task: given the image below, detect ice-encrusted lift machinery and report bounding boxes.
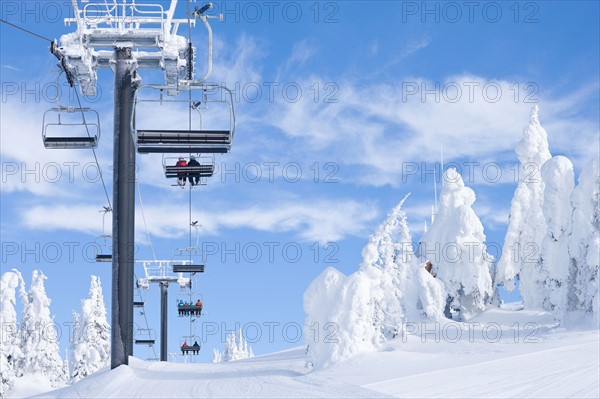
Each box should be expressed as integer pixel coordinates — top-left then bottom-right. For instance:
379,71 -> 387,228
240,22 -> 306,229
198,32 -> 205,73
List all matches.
53,0 -> 226,368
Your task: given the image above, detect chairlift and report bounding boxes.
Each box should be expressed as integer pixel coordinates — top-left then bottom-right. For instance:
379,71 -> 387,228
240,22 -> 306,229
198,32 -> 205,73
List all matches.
42,106 -> 100,149
95,235 -> 111,262
180,336 -> 201,355
176,296 -> 203,317
135,328 -> 156,346
172,264 -> 205,273
172,222 -> 205,266
163,154 -> 214,187
134,83 -> 236,154
95,206 -> 112,262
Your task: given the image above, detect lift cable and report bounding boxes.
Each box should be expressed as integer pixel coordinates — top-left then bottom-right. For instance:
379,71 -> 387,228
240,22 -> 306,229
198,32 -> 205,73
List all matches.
186,0 -> 195,263
0,19 -> 53,42
0,19 -> 112,209
1,19 -> 113,210
136,179 -> 157,261
186,1 -> 196,347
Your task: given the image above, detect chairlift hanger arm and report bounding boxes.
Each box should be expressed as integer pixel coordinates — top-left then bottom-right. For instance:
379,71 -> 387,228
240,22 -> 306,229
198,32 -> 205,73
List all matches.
132,84 -> 235,154
191,3 -> 223,83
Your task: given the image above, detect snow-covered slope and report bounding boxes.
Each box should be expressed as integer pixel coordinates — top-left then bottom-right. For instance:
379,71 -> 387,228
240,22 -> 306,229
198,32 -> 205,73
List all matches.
23,306 -> 599,399
35,348 -> 387,398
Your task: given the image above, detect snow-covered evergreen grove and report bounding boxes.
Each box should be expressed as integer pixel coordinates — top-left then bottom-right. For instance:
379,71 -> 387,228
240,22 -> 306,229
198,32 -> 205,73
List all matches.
212,329 -> 254,363
304,105 -> 599,369
0,271 -> 112,396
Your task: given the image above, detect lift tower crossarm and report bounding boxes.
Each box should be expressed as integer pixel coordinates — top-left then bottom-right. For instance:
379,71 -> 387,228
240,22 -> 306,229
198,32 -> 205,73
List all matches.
57,0 -> 194,96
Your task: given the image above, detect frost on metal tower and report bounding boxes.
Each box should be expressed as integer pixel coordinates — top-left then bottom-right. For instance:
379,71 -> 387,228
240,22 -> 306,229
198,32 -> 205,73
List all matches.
55,0 -> 199,96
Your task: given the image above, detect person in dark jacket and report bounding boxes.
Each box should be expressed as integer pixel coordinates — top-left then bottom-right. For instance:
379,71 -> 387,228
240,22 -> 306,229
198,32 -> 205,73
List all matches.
187,155 -> 201,186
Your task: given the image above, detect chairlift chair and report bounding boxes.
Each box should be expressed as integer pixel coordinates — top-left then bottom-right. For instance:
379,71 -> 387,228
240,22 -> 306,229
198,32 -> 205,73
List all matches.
42,106 -> 100,149
163,155 -> 215,186
135,328 -> 156,346
95,206 -> 112,262
180,336 -> 201,355
176,297 -> 203,317
134,84 -> 236,154
172,264 -> 205,273
95,235 -> 112,262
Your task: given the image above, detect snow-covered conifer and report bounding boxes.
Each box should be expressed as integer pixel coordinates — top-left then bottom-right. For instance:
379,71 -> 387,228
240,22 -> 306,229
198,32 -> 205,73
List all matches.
497,105 -> 552,305
419,168 -> 493,320
70,276 -> 110,383
539,156 -> 575,320
0,271 -> 22,396
569,159 -> 600,320
18,270 -> 66,386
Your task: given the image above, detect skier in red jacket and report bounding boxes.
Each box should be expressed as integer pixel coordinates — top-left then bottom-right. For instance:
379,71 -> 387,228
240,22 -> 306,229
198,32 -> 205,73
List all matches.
176,157 -> 187,187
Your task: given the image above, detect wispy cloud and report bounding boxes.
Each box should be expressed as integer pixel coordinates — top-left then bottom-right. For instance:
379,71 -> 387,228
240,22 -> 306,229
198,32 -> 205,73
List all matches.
0,101 -> 113,198
263,74 -> 599,187
2,64 -> 20,71
21,197 -> 379,243
282,39 -> 317,73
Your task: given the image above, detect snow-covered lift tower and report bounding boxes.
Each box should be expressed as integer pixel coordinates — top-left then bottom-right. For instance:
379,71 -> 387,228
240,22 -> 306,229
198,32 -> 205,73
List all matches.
54,0 -> 218,369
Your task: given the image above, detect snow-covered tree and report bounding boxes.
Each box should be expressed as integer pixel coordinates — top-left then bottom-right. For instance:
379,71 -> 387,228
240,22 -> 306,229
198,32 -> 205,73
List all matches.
539,156 -> 575,320
569,159 -> 600,321
360,194 -> 417,339
0,271 -> 22,397
18,270 -> 67,387
304,197 -> 446,369
70,276 -> 111,383
497,105 -> 552,306
212,329 -> 254,363
419,168 -> 493,320
361,194 -> 446,329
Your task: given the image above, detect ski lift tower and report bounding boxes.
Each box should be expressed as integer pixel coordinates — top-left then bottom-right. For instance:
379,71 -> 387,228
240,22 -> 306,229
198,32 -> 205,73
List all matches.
54,0 -> 217,369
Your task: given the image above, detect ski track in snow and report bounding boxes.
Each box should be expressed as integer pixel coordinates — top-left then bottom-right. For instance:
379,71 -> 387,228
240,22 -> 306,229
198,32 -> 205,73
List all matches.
363,339 -> 600,398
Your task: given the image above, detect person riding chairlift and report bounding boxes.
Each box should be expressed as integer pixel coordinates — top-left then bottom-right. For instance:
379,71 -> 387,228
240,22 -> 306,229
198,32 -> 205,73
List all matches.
177,300 -> 185,316
175,157 -> 187,187
181,341 -> 189,355
187,155 -> 201,186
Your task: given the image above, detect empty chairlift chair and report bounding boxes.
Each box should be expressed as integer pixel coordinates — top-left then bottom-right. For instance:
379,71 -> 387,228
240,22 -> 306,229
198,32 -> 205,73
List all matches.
134,84 -> 236,155
95,236 -> 112,262
135,328 -> 156,346
42,106 -> 100,149
95,206 -> 112,262
172,264 -> 205,273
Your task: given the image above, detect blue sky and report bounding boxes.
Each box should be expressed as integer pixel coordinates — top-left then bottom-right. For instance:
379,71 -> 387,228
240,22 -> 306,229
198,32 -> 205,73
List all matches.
1,1 -> 599,362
